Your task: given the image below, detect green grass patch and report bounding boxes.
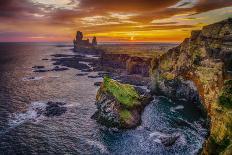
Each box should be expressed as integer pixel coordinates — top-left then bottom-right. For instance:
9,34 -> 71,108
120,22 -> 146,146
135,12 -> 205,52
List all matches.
119,109 -> 132,122
219,80 -> 232,109
103,76 -> 140,108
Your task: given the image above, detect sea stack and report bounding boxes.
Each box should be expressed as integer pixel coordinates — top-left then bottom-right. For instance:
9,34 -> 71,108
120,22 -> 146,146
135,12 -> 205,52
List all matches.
92,77 -> 152,129
73,31 -> 97,50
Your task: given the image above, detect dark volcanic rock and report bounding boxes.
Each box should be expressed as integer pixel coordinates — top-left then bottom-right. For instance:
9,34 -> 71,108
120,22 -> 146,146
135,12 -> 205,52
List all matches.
51,66 -> 69,71
33,68 -> 50,73
51,54 -> 74,58
76,73 -> 88,76
32,65 -> 45,69
44,102 -> 67,117
88,75 -> 101,79
42,58 -> 49,61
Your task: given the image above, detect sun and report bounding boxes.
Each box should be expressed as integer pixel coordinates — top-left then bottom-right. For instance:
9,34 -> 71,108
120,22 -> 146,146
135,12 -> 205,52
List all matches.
130,36 -> 134,41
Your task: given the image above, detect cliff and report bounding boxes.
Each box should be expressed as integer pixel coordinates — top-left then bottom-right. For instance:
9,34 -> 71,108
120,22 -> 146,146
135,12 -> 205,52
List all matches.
100,52 -> 152,77
150,18 -> 232,154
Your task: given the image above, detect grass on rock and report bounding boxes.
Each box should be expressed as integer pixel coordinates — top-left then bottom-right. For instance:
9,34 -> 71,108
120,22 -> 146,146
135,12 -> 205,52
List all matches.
119,109 -> 132,123
103,76 -> 140,108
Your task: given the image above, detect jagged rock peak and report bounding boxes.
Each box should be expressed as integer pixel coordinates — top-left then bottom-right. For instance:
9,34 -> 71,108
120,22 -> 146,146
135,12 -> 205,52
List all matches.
73,31 -> 97,48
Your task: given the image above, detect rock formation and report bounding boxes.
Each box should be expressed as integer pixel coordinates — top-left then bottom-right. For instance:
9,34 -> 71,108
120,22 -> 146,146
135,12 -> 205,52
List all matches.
73,31 -> 97,50
92,77 -> 152,129
100,52 -> 152,77
92,36 -> 97,46
91,18 -> 231,154
150,18 -> 232,154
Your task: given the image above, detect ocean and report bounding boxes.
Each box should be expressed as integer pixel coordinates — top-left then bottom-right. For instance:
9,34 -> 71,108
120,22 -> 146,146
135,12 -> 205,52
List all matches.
0,43 -> 208,154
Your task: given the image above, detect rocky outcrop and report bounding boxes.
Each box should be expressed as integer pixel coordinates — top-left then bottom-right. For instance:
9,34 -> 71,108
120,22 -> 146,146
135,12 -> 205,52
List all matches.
150,18 -> 232,154
92,77 -> 152,129
73,31 -> 97,51
92,36 -> 97,46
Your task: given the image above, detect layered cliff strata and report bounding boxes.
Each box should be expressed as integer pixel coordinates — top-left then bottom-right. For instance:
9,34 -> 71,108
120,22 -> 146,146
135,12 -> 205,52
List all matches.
100,52 -> 152,77
150,18 -> 232,154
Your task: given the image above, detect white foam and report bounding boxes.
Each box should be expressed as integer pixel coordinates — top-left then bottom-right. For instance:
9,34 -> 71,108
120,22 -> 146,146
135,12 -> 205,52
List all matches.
8,101 -> 47,127
85,139 -> 109,154
149,131 -> 185,145
22,76 -> 44,81
149,131 -> 166,143
170,105 -> 184,112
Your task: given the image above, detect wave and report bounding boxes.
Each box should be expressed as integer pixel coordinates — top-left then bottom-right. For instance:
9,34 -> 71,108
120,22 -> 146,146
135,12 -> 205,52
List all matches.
8,101 -> 47,127
170,105 -> 184,112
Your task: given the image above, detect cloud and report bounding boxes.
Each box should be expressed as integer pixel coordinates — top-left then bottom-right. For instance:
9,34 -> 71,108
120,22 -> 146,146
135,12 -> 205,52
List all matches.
0,0 -> 231,42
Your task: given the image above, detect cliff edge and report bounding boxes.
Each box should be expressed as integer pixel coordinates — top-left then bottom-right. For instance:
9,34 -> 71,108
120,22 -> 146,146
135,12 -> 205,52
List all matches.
151,18 -> 232,154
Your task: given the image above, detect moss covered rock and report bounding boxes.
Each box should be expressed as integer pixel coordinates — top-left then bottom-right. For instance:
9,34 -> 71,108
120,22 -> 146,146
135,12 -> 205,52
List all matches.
92,77 -> 152,129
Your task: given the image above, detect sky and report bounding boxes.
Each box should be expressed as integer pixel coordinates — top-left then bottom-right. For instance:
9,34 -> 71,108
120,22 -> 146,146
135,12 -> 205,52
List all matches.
0,0 -> 232,43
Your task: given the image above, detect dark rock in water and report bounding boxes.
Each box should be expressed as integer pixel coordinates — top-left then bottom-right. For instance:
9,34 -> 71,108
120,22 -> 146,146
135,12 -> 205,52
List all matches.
98,72 -> 111,77
42,58 -> 49,61
32,65 -> 45,69
81,68 -> 92,72
51,54 -> 74,58
92,36 -> 97,46
44,102 -> 67,117
88,75 -> 101,79
51,66 -> 69,71
32,65 -> 50,72
94,82 -> 102,86
76,73 -> 88,76
33,69 -> 50,73
160,134 -> 180,147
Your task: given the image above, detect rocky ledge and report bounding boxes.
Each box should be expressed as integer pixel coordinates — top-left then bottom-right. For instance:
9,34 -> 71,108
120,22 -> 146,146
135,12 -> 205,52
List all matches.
92,77 -> 152,129
150,18 -> 232,154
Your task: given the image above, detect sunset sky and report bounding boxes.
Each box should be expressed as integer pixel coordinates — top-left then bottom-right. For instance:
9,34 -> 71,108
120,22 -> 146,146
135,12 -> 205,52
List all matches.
0,0 -> 232,43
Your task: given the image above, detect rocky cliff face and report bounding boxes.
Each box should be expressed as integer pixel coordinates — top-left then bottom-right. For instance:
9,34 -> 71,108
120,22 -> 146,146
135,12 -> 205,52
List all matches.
150,18 -> 232,154
100,52 -> 152,77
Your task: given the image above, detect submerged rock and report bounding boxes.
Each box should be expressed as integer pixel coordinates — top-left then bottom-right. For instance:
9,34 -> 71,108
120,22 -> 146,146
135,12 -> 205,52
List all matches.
32,65 -> 69,72
43,102 -> 67,117
92,77 -> 152,129
32,65 -> 45,69
76,73 -> 88,76
160,133 -> 180,147
51,66 -> 69,71
33,69 -> 50,73
88,75 -> 101,79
